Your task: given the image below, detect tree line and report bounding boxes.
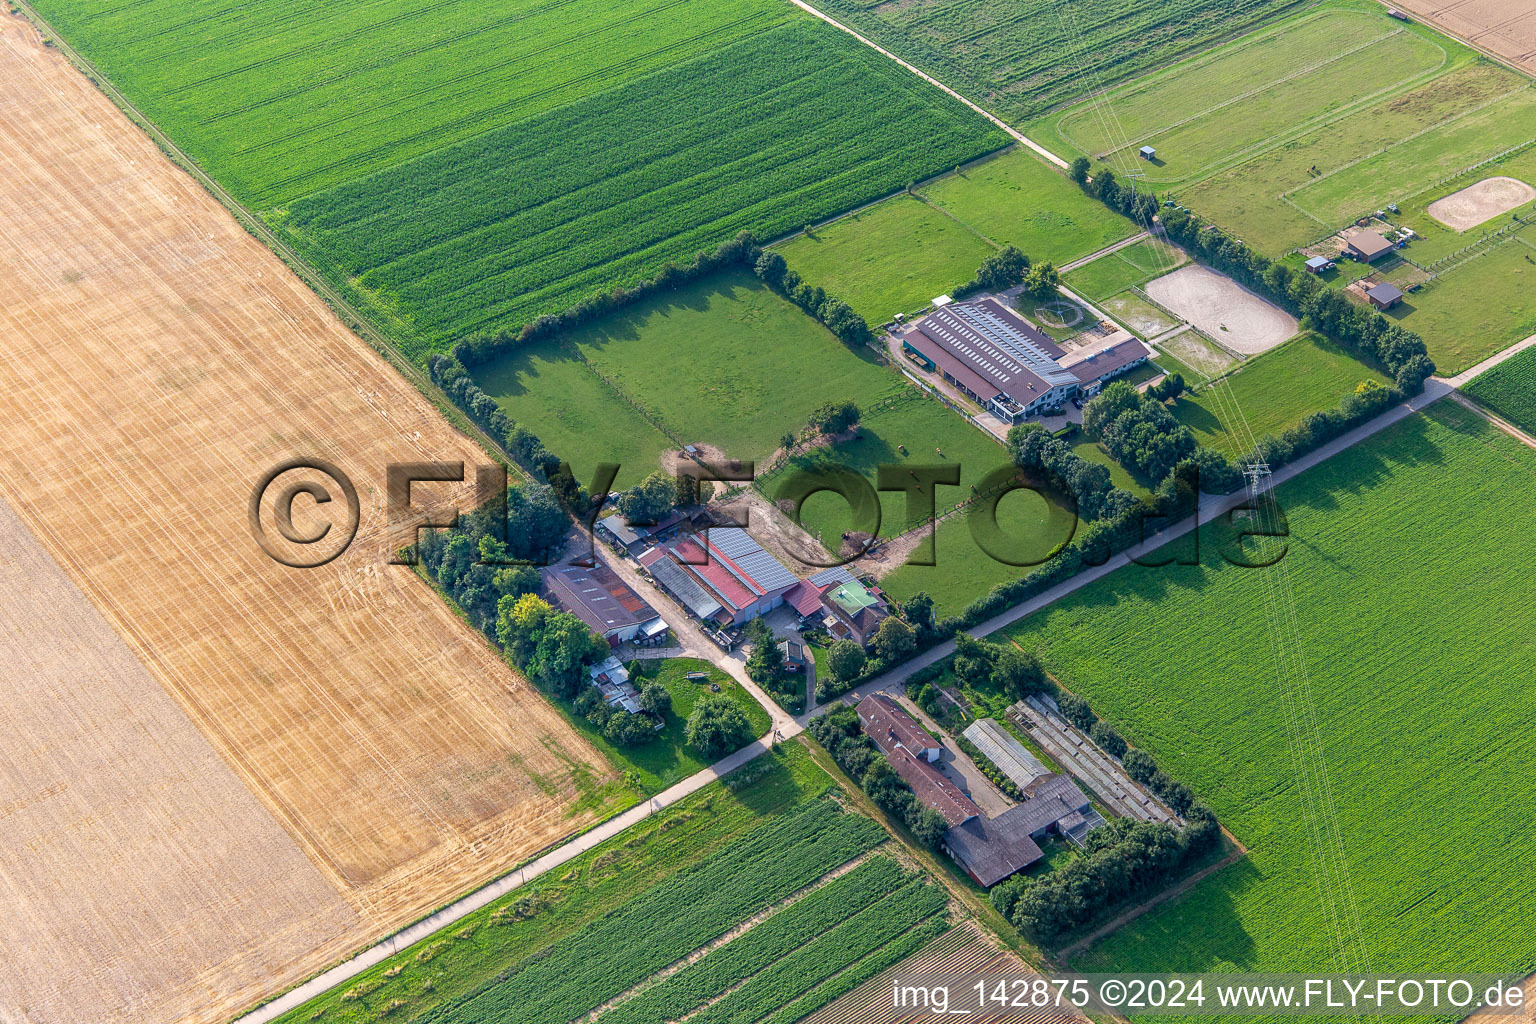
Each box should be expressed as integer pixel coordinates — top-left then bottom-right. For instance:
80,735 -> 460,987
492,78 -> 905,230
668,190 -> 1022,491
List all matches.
809,703 -> 951,849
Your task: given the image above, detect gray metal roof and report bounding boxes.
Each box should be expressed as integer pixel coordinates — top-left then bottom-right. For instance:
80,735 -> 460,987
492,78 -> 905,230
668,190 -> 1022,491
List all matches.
1367,281 -> 1404,302
706,527 -> 799,594
598,514 -> 646,545
964,719 -> 1050,789
646,554 -> 722,621
808,565 -> 857,587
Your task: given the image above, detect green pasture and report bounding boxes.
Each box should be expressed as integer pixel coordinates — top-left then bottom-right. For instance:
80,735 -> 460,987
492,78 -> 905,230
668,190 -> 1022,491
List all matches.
1388,229 -> 1536,374
1102,293 -> 1180,338
765,391 -> 1015,553
1464,344 -> 1536,434
1000,402 -> 1536,988
1171,334 -> 1391,449
917,150 -> 1138,264
1065,240 -> 1187,301
775,197 -> 995,324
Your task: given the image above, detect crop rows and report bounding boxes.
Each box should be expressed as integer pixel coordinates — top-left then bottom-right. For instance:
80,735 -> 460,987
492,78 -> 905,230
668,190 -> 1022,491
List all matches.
1464,345 -> 1536,434
30,0 -> 792,205
814,0 -> 1306,122
597,857 -> 926,1024
432,799 -> 884,1024
681,878 -> 948,1024
1003,403 -> 1536,991
283,19 -> 1008,356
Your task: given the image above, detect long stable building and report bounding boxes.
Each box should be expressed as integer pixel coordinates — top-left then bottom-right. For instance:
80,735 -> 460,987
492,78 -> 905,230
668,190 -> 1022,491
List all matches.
901,298 -> 1150,423
638,526 -> 799,627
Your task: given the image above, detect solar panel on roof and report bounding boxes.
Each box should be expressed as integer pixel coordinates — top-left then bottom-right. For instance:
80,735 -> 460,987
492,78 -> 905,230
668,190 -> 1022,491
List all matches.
706,528 -> 799,593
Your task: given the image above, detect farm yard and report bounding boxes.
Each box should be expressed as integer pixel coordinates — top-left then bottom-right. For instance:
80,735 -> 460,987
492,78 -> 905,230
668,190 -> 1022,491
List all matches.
812,0 -> 1308,123
1464,343 -> 1536,434
0,17 -> 620,1023
1004,402 -> 1536,986
775,148 -> 1137,327
278,18 -> 1007,357
276,745 -> 951,1024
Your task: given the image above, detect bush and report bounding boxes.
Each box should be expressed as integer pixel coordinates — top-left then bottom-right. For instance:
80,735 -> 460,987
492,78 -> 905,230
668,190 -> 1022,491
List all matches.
638,681 -> 672,716
685,694 -> 754,758
1088,720 -> 1127,758
1057,693 -> 1097,732
1122,748 -> 1157,784
827,639 -> 867,682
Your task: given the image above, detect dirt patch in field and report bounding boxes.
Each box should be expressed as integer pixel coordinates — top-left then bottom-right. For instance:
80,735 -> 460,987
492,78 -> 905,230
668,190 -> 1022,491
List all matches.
0,18 -> 608,1023
1427,175 -> 1535,231
1144,264 -> 1298,355
1159,328 -> 1238,378
1102,291 -> 1179,336
1386,0 -> 1536,77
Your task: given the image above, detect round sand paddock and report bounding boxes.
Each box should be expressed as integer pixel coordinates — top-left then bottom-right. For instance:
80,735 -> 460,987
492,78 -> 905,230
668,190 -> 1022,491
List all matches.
1143,264 -> 1298,355
1427,176 -> 1535,232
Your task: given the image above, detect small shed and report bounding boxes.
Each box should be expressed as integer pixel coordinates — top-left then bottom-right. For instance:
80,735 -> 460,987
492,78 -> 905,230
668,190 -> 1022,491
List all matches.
1366,282 -> 1404,310
777,639 -> 807,669
1346,231 -> 1395,262
1305,255 -> 1334,274
1139,145 -> 1156,160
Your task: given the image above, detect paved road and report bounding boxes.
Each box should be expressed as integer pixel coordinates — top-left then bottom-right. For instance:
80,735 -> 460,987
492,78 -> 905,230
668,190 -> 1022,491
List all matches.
785,0 -> 1068,170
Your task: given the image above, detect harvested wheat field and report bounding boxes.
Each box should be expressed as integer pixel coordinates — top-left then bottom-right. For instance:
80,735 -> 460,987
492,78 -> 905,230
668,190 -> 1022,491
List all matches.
0,16 -> 610,1024
1388,0 -> 1536,77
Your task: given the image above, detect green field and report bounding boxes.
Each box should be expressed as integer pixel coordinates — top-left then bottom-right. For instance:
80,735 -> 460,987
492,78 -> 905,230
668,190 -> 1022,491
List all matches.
275,744 -> 926,1024
29,0 -> 794,205
1029,0 -> 1536,374
472,269 -> 906,486
471,338 -> 673,490
1002,401 -> 1536,987
881,482 -> 1081,619
1171,334 -> 1391,450
775,149 -> 1136,327
1065,240 -> 1188,301
764,389 -> 1017,551
279,19 -> 1007,355
917,150 -> 1138,263
812,0 -> 1307,123
1464,344 -> 1536,434
774,197 -> 995,324
38,0 -> 1006,359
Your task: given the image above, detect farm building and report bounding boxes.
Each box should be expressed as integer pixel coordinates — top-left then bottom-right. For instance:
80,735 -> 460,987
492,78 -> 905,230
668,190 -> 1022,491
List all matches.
783,566 -> 892,646
901,299 -> 1151,421
1305,255 -> 1335,274
858,695 -> 978,826
858,693 -> 942,762
1139,145 -> 1156,160
777,639 -> 807,669
1346,230 -> 1395,262
963,719 -> 1050,789
542,562 -> 666,647
637,527 -> 798,627
944,774 -> 1106,887
1366,281 -> 1404,310
596,514 -> 649,553
589,654 -> 643,713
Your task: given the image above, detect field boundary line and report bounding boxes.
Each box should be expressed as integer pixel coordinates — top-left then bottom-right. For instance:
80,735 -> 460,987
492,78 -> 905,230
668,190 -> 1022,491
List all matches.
1160,49 -> 1462,197
4,1 -> 531,482
1055,831 -> 1249,961
1449,391 -> 1536,454
782,0 -> 1070,169
1072,27 -> 1409,162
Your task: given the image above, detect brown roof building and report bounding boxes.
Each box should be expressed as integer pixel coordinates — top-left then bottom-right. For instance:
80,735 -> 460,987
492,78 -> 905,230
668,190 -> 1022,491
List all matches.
1346,230 -> 1395,262
858,694 -> 942,762
542,561 -> 664,646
